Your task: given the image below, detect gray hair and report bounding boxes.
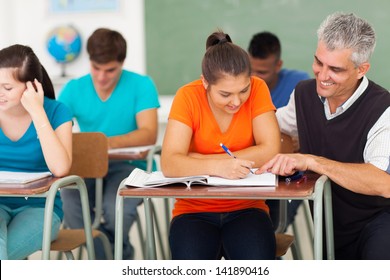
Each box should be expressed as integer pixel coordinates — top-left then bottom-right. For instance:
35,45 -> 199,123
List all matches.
317,12 -> 376,67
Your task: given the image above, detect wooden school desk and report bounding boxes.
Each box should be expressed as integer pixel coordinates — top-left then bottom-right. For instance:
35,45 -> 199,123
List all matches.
0,175 -> 95,260
114,172 -> 334,260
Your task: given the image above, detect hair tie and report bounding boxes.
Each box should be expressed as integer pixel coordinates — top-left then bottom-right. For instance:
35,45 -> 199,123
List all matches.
219,38 -> 228,44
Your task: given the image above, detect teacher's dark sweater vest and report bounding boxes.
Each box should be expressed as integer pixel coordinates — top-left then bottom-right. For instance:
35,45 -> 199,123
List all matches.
294,79 -> 390,250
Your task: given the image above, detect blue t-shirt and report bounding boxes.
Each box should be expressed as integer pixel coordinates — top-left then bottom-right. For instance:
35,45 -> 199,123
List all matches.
0,98 -> 72,219
59,70 -> 160,169
271,69 -> 310,108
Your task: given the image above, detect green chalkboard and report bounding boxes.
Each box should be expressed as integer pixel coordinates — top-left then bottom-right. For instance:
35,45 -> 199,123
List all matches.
145,0 -> 390,95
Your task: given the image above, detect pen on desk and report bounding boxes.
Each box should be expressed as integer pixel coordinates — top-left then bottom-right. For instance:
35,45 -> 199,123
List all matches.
219,143 -> 254,174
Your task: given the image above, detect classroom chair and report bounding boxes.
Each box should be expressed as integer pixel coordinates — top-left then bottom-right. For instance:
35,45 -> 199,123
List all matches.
276,233 -> 294,257
63,137 -> 166,260
58,133 -> 165,260
50,132 -> 112,260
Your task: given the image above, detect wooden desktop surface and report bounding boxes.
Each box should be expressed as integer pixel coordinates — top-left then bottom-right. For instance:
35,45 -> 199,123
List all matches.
0,177 -> 59,195
119,173 -> 318,199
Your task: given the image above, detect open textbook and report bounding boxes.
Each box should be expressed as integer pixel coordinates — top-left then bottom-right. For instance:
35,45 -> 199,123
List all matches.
0,171 -> 52,184
124,168 -> 277,188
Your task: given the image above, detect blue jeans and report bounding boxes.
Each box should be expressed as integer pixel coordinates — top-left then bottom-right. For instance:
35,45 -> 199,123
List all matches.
60,161 -> 142,259
0,205 -> 61,260
169,208 -> 276,260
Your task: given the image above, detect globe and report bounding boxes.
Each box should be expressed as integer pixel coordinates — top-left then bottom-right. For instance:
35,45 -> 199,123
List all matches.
46,25 -> 82,76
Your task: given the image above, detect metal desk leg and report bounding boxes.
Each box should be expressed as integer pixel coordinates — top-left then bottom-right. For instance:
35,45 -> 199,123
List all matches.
114,185 -> 125,260
93,178 -> 104,229
313,175 -> 325,260
144,197 -> 157,259
164,198 -> 171,258
302,199 -> 314,253
78,179 -> 96,260
324,179 -> 334,260
42,184 -> 57,260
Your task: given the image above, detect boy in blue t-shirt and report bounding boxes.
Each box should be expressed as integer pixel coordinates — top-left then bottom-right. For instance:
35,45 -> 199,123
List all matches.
59,28 -> 160,259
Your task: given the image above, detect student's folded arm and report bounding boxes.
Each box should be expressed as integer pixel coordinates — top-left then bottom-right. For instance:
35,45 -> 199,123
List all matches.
108,108 -> 158,149
161,119 -> 228,177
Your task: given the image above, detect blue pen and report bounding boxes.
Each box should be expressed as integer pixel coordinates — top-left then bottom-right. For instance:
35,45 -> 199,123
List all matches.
220,143 -> 236,158
220,143 -> 254,174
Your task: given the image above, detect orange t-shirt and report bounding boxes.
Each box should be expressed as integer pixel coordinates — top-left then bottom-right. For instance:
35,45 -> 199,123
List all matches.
168,76 -> 276,218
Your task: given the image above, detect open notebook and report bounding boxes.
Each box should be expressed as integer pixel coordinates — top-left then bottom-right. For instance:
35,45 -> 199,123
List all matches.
124,168 -> 277,188
0,171 -> 52,184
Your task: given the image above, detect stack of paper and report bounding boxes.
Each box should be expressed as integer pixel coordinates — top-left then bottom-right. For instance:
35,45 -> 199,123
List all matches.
0,171 -> 52,184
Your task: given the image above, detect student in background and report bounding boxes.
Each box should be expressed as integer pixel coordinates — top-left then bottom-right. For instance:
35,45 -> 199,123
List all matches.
59,28 -> 160,259
258,12 -> 390,259
248,31 -> 310,108
0,44 -> 72,259
248,31 -> 310,230
161,30 -> 280,260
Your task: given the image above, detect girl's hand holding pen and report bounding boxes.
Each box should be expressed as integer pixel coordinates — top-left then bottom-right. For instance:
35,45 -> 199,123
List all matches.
220,143 -> 255,175
215,157 -> 255,179
187,150 -> 253,179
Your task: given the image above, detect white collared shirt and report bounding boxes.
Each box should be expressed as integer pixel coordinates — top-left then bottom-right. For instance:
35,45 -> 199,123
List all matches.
276,76 -> 390,173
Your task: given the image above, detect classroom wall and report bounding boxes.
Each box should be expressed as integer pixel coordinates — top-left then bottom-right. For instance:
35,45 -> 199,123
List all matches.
3,0 -> 390,95
145,0 -> 390,95
0,0 -> 146,79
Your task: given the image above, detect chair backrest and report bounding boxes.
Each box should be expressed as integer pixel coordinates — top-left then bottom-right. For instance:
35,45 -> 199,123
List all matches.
280,133 -> 294,154
69,132 -> 109,178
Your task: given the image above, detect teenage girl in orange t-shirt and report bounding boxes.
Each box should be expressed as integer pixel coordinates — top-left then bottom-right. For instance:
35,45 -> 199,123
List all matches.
161,30 -> 280,260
